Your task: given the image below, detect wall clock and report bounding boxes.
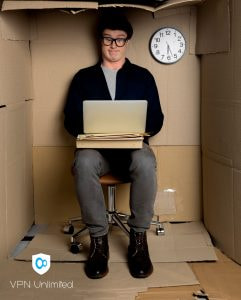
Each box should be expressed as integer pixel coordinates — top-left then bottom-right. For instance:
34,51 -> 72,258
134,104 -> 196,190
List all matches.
149,27 -> 186,64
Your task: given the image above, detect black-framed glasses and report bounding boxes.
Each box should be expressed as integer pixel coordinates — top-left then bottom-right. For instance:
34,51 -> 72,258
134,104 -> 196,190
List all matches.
102,36 -> 128,47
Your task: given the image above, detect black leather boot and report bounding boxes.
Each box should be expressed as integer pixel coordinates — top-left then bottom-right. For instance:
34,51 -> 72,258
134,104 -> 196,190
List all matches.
128,229 -> 153,278
85,234 -> 109,279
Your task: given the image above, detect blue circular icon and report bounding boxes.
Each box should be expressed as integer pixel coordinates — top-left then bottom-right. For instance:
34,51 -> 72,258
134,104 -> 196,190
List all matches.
35,257 -> 47,269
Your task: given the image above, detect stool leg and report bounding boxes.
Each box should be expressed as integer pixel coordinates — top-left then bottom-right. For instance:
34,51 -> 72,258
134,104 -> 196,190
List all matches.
108,185 -> 116,223
150,215 -> 165,236
112,213 -> 130,236
107,184 -> 130,236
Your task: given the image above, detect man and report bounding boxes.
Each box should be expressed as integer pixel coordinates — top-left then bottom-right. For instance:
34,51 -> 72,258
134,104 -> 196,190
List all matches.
64,11 -> 164,279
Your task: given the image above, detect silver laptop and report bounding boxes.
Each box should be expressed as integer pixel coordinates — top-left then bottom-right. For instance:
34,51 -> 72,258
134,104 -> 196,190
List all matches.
83,100 -> 147,134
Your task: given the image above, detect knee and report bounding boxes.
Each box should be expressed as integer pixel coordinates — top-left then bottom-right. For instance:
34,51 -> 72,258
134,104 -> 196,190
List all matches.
129,148 -> 156,175
73,149 -> 101,175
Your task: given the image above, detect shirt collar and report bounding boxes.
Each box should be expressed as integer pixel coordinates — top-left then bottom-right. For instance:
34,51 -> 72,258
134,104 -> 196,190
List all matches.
97,58 -> 131,71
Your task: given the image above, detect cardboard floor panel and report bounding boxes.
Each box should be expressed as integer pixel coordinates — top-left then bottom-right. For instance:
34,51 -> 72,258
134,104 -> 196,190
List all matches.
136,292 -> 227,300
0,259 -> 198,299
137,249 -> 241,300
14,221 -> 217,263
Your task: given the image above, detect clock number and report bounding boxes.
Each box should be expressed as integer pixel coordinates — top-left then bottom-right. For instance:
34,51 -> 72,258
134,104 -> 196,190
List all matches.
161,55 -> 165,60
159,32 -> 164,37
156,50 -> 160,55
174,54 -> 177,59
167,56 -> 171,60
177,36 -> 182,41
178,49 -> 182,53
155,37 -> 160,43
180,42 -> 184,47
165,30 -> 171,35
154,44 -> 158,49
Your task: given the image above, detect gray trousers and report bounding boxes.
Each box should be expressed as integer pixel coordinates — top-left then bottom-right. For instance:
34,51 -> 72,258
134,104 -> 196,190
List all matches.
72,143 -> 157,237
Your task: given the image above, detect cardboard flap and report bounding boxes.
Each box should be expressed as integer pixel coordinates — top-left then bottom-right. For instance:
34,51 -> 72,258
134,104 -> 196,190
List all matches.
2,0 -> 204,12
0,40 -> 33,105
154,0 -> 203,11
0,11 -> 31,40
95,0 -> 203,12
1,1 -> 98,11
196,0 -> 230,54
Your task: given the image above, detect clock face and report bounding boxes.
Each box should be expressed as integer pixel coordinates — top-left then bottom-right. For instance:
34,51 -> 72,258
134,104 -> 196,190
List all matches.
149,27 -> 186,64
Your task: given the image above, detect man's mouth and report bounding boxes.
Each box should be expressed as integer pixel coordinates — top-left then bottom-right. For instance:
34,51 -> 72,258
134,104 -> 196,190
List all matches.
109,50 -> 119,55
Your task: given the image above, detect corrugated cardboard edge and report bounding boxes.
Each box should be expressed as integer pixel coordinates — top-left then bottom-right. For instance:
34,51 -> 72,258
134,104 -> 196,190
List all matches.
2,0 -> 204,12
100,0 -> 203,13
99,3 -> 155,12
153,0 -> 203,11
1,1 -> 98,11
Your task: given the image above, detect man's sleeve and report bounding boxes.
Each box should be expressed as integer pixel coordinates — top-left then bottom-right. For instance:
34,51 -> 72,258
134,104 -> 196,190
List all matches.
64,74 -> 84,137
145,72 -> 164,137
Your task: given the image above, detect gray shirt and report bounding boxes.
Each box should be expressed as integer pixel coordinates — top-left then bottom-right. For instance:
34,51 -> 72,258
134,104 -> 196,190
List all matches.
101,65 -> 118,100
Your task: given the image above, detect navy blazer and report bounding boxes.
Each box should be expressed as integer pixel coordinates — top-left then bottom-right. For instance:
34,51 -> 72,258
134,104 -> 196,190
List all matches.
64,59 -> 164,139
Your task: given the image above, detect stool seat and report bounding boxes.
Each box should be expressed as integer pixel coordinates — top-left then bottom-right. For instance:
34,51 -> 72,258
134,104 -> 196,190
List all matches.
100,173 -> 130,185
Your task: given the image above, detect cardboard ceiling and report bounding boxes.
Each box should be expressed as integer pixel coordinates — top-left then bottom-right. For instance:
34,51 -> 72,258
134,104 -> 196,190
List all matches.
1,0 -> 204,12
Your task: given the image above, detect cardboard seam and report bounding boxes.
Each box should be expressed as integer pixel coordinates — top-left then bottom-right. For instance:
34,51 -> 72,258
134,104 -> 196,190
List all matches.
5,100 -> 30,109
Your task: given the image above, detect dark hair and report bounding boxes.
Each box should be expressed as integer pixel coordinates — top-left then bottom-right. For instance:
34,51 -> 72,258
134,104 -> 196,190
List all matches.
97,10 -> 133,40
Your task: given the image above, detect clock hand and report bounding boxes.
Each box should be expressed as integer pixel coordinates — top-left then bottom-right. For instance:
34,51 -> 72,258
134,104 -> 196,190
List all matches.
166,42 -> 173,56
166,42 -> 169,55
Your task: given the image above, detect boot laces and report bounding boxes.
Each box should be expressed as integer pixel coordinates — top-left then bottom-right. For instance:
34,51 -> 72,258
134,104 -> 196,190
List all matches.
134,232 -> 147,252
90,237 -> 107,258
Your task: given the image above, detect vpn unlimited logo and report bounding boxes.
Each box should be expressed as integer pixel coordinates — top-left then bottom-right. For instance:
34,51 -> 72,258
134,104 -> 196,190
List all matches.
10,253 -> 73,289
32,253 -> 51,275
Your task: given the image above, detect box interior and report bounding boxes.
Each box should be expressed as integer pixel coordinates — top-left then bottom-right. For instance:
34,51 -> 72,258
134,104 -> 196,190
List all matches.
0,0 -> 240,265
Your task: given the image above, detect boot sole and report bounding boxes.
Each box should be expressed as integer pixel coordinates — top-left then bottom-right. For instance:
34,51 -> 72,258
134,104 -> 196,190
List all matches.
85,267 -> 109,279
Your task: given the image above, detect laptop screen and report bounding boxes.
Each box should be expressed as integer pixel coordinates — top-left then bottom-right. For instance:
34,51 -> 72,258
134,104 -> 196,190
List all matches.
83,100 -> 147,134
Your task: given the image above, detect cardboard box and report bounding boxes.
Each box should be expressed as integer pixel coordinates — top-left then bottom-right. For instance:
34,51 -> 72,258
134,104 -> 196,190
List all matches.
0,0 -> 240,267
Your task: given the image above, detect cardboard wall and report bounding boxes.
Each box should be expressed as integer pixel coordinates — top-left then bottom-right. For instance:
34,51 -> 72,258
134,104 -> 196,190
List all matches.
30,7 -> 202,223
0,101 -> 34,260
0,11 -> 34,260
201,0 -> 241,264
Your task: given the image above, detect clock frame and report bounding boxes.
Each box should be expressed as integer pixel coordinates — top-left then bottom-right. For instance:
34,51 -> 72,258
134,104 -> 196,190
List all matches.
149,27 -> 186,64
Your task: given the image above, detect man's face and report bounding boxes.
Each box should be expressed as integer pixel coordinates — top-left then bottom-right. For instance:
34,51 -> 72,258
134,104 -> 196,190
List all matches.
101,29 -> 128,64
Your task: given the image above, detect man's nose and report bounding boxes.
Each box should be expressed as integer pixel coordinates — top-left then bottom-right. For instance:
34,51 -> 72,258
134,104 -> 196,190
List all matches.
110,40 -> 117,48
